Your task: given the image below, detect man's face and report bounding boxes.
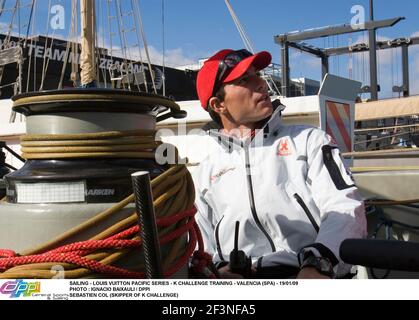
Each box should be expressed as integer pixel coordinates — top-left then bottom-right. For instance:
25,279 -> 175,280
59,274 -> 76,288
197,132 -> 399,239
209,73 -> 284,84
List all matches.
221,66 -> 273,127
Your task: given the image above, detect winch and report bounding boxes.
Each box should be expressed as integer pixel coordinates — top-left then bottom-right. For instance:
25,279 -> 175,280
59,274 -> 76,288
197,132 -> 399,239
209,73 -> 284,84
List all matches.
0,89 -> 200,279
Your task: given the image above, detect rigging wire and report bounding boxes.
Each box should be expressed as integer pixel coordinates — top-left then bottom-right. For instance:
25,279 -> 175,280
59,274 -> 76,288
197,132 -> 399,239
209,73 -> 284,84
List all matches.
0,0 -> 6,18
327,36 -> 332,75
391,47 -> 395,98
3,0 -> 33,122
132,27 -> 150,93
224,0 -> 254,53
58,0 -> 77,90
0,0 -> 19,107
334,35 -> 337,75
98,0 -> 108,88
133,0 -> 157,94
114,0 -> 132,90
121,0 -> 142,92
337,35 -> 340,76
71,0 -> 79,86
395,47 -> 400,91
94,0 -> 101,87
354,51 -> 357,82
114,0 -> 143,92
106,0 -> 115,87
113,2 -> 128,89
17,0 -> 21,40
161,0 -> 166,96
348,33 -> 353,80
39,0 -> 63,91
376,32 -> 380,92
129,0 -> 149,92
362,32 -> 366,91
224,0 -> 280,96
25,0 -> 37,92
24,0 -> 35,47
333,36 -> 336,75
38,0 -> 52,91
1,0 -> 18,50
33,0 -> 37,91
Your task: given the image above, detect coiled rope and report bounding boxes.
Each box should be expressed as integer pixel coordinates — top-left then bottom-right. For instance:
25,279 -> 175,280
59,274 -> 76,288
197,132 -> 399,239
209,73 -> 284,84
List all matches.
0,130 -> 206,279
20,130 -> 161,159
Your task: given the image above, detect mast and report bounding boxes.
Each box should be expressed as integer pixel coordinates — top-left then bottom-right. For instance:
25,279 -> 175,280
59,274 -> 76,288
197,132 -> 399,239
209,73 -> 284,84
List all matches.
80,0 -> 96,86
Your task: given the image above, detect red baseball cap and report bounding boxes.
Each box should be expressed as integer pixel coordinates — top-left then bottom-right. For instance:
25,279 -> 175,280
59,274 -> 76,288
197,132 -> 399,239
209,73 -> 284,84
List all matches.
196,49 -> 272,110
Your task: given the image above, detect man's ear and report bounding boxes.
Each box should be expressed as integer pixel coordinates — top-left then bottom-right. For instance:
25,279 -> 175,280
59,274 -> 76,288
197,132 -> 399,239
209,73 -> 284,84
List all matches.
208,97 -> 227,115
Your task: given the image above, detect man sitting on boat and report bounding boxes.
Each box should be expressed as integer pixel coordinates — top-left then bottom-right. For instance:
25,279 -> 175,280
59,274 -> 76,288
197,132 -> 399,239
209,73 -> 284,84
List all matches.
192,49 -> 367,279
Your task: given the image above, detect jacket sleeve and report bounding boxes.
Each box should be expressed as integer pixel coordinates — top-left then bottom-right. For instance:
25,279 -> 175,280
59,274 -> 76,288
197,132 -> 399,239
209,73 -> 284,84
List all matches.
302,128 -> 367,269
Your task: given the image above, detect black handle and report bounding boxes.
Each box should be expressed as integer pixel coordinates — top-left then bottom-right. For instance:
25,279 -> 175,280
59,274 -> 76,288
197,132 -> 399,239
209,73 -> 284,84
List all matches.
132,171 -> 163,279
229,221 -> 252,277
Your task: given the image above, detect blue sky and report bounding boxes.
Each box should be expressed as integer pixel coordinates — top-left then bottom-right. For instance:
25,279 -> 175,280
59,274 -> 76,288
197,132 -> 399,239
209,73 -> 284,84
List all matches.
1,0 -> 419,97
150,0 -> 419,98
143,0 -> 419,60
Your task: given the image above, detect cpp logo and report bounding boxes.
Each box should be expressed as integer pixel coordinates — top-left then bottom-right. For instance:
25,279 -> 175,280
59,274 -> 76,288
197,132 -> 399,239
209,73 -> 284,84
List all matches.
0,280 -> 41,298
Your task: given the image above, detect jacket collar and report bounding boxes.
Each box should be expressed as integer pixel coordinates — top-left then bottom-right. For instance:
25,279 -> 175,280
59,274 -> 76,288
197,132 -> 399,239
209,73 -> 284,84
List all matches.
208,108 -> 283,152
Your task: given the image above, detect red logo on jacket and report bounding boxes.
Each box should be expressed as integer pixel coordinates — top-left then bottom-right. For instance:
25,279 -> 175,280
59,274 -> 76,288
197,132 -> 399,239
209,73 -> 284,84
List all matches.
277,138 -> 292,156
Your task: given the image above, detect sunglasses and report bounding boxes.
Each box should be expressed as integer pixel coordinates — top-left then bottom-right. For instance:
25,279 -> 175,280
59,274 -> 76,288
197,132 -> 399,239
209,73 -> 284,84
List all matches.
211,49 -> 253,98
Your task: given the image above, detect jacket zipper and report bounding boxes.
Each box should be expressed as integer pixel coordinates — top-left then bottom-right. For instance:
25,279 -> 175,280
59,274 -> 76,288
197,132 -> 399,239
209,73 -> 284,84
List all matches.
244,147 -> 276,252
293,193 -> 319,233
215,216 -> 225,261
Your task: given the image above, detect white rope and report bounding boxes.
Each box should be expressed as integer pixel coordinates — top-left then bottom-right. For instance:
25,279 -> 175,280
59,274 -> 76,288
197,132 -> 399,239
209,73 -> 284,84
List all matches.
58,0 -> 77,90
129,0 -> 148,92
4,0 -> 29,123
133,0 -> 157,94
114,0 -> 142,91
114,0 -> 132,90
38,0 -> 52,90
224,0 -> 254,53
112,0 -> 142,91
1,0 -> 19,50
0,0 -> 25,106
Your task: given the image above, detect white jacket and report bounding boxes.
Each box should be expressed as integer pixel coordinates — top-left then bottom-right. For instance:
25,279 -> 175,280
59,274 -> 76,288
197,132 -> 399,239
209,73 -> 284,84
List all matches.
193,109 -> 367,276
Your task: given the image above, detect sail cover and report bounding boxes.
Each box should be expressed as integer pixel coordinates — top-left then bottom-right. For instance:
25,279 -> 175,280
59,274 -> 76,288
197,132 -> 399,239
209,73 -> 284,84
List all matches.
80,0 -> 96,85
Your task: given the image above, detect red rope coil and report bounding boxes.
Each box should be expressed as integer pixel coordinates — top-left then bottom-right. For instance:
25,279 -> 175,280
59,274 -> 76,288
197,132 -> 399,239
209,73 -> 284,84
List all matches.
0,207 -> 209,278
